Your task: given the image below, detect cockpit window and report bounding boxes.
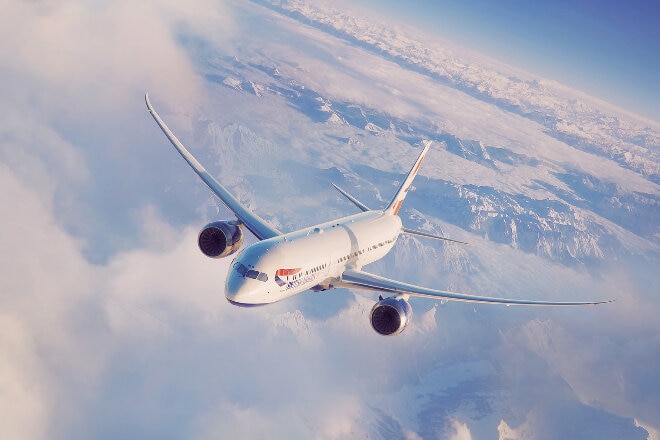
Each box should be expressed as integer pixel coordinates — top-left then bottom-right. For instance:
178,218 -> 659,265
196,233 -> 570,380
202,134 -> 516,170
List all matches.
235,262 -> 248,276
234,262 -> 268,282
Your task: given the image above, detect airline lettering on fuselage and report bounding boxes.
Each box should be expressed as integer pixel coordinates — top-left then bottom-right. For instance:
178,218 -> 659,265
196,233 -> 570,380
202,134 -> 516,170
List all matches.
281,274 -> 316,291
275,264 -> 328,291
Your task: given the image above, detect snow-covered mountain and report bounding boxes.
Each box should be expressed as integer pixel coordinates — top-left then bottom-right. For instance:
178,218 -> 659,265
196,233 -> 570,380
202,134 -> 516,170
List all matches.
256,0 -> 659,183
184,4 -> 658,270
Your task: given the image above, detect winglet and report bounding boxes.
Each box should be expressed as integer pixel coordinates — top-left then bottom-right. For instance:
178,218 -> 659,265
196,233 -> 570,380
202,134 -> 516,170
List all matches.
385,141 -> 431,215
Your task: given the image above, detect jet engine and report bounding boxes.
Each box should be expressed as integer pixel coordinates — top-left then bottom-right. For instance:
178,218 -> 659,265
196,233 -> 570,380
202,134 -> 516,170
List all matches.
198,221 -> 243,258
370,296 -> 413,336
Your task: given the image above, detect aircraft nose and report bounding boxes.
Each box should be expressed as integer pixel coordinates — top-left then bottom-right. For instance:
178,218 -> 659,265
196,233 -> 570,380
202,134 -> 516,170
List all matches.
225,267 -> 265,307
225,269 -> 244,302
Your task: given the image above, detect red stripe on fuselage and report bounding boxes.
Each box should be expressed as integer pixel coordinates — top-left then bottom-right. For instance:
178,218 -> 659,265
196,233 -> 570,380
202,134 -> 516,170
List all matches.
276,268 -> 301,277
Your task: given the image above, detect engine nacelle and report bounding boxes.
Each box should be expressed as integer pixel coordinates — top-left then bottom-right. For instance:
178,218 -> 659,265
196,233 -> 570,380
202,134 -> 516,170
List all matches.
370,297 -> 413,336
198,221 -> 243,258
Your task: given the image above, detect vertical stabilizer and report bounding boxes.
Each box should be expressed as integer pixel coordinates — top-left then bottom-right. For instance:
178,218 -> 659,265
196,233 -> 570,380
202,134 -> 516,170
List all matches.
385,141 -> 431,215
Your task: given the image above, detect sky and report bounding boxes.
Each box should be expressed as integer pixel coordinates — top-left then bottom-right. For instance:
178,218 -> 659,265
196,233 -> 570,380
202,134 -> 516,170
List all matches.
0,0 -> 658,439
357,0 -> 660,122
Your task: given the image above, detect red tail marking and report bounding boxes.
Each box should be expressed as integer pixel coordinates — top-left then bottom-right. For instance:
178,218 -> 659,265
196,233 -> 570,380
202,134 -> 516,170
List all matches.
392,200 -> 404,215
412,155 -> 425,176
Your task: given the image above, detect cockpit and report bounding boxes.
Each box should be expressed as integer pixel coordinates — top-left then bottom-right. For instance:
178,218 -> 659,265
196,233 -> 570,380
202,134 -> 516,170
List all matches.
233,261 -> 268,282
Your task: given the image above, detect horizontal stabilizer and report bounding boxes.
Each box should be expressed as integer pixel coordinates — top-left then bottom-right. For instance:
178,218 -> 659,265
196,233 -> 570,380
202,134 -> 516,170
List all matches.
402,227 -> 470,245
332,183 -> 370,212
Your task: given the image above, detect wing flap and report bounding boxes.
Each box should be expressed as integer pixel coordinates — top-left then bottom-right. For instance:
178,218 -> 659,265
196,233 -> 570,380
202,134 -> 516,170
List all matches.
340,269 -> 613,306
145,94 -> 281,240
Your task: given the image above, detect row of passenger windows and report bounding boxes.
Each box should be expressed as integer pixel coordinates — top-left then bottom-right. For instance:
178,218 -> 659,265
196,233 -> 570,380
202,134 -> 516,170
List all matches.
308,264 -> 326,274
335,237 -> 396,264
234,262 -> 268,282
288,264 -> 328,281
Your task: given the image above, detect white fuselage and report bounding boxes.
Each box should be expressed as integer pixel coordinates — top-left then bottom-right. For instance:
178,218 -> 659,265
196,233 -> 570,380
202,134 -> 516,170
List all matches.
225,211 -> 402,305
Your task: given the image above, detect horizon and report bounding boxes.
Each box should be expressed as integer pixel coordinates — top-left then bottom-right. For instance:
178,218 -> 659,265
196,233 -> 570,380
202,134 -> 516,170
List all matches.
354,0 -> 660,123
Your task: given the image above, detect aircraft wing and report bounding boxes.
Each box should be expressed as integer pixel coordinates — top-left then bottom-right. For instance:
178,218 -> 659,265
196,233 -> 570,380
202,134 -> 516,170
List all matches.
340,269 -> 613,306
145,94 -> 282,240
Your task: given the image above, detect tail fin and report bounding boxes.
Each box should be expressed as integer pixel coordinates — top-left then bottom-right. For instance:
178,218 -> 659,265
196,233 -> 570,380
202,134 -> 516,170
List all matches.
385,140 -> 431,215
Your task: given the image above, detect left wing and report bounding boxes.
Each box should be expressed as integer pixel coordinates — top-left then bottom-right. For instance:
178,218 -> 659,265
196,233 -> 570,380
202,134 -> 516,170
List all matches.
145,94 -> 281,240
340,269 -> 613,306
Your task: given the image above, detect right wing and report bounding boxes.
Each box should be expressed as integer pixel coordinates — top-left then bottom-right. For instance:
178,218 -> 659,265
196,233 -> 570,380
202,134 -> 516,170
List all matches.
340,269 -> 614,306
145,93 -> 282,240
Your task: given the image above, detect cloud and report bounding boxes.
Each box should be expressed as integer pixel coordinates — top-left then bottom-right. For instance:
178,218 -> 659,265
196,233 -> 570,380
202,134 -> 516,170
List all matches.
0,0 -> 235,113
0,0 -> 240,261
447,418 -> 473,440
636,420 -> 659,440
0,315 -> 50,440
0,162 -> 405,438
0,165 -> 96,439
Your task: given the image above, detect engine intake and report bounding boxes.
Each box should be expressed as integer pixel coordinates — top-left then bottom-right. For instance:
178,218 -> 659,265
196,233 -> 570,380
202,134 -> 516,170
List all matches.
198,221 -> 243,258
370,297 -> 413,336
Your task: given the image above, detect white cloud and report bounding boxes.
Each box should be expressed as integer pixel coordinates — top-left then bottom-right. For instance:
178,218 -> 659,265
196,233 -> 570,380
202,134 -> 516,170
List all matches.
0,165 -> 98,439
447,418 -> 473,440
0,0 -> 239,260
0,0 -> 234,113
0,163 -> 401,438
0,315 -> 50,440
497,416 -> 537,440
636,419 -> 659,440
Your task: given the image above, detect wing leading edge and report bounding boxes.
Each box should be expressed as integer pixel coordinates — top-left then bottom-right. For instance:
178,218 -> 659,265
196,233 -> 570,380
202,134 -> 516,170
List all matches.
145,94 -> 281,240
340,269 -> 614,306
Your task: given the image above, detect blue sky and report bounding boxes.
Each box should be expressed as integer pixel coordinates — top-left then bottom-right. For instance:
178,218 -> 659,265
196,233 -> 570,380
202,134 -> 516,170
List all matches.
358,0 -> 660,122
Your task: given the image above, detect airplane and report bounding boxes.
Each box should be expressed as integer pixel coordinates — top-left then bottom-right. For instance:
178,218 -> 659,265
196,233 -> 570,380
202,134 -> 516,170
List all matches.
145,93 -> 613,336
